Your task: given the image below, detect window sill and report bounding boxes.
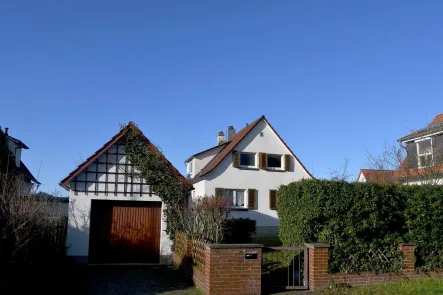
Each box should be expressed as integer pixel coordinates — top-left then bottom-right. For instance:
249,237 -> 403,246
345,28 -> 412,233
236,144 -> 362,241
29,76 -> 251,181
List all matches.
231,208 -> 248,211
238,167 -> 260,171
266,168 -> 286,172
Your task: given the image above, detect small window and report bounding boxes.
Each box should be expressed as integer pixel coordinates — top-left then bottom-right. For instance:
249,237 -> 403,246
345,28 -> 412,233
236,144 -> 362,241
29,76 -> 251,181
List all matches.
224,189 -> 245,208
267,154 -> 282,169
417,139 -> 433,167
240,153 -> 256,167
188,162 -> 193,175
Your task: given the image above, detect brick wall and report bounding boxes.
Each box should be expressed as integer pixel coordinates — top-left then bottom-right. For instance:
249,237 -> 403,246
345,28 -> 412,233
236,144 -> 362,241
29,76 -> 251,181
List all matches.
307,243 -> 443,291
206,245 -> 262,295
173,232 -> 262,295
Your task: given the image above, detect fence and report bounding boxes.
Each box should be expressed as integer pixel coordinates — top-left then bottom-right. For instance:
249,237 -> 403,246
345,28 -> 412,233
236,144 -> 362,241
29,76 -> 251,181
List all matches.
307,243 -> 443,291
173,232 -> 263,295
262,246 -> 309,290
49,217 -> 68,250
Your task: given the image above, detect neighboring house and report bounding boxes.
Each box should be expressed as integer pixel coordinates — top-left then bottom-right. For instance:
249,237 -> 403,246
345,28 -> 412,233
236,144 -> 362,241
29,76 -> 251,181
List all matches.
358,114 -> 443,185
0,127 -> 40,194
35,192 -> 69,217
397,114 -> 443,184
185,115 -> 312,237
60,122 -> 190,264
357,169 -> 395,183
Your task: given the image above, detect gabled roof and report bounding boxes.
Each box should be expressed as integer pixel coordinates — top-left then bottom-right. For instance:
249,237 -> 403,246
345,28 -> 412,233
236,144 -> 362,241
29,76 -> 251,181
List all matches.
196,115 -> 313,178
60,122 -> 191,189
6,135 -> 29,149
18,160 -> 40,184
398,114 -> 443,142
357,169 -> 395,183
184,141 -> 229,163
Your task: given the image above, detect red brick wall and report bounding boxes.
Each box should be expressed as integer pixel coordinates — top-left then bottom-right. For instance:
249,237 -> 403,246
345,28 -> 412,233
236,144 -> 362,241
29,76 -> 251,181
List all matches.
173,232 -> 262,295
307,243 -> 443,291
206,246 -> 262,295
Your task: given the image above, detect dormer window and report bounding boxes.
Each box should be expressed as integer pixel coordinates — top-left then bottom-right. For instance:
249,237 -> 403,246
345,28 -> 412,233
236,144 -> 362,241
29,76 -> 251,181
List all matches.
240,152 -> 256,168
417,138 -> 433,167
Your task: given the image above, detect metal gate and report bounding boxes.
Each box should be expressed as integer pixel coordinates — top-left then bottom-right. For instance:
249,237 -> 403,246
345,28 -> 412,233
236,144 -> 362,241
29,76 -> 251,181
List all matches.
262,246 -> 309,290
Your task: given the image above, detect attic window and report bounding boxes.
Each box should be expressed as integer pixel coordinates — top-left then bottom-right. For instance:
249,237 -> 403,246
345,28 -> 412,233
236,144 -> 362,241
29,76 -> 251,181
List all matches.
240,153 -> 256,168
267,154 -> 283,169
417,139 -> 433,167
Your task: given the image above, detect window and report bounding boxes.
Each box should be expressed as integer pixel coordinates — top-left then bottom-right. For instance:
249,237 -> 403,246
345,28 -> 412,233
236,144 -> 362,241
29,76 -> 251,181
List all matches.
188,162 -> 193,175
267,154 -> 282,169
224,189 -> 245,208
240,153 -> 256,168
417,139 -> 433,167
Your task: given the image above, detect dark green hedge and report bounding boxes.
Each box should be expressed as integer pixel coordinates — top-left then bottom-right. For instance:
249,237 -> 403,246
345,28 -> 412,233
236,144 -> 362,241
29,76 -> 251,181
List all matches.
223,218 -> 256,244
278,179 -> 443,273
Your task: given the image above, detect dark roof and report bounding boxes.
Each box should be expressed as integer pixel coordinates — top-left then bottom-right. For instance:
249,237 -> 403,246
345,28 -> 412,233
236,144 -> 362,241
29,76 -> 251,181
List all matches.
18,160 -> 40,184
60,122 -> 191,189
6,135 -> 29,149
184,141 -> 229,163
398,114 -> 443,142
197,115 -> 313,178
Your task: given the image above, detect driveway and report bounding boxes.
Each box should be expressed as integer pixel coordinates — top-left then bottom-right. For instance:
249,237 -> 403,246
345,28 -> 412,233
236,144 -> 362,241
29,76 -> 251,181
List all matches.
68,265 -> 201,295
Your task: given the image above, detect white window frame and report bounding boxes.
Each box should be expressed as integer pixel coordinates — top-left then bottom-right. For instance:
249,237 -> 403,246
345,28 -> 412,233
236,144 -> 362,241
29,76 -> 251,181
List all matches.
267,154 -> 284,170
416,138 -> 433,168
239,152 -> 257,169
224,189 -> 246,208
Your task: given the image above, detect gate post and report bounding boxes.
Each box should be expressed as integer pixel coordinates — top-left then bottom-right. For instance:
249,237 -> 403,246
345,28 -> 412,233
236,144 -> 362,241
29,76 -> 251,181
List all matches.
305,243 -> 330,291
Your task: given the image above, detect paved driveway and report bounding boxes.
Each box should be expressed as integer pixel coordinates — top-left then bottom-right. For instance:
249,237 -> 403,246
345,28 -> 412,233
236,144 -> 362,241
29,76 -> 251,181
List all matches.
69,265 -> 201,295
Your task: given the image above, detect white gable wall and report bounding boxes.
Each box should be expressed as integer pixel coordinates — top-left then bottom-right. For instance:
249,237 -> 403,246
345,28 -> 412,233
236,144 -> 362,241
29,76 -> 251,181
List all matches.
187,145 -> 224,179
66,142 -> 172,264
200,119 -> 311,237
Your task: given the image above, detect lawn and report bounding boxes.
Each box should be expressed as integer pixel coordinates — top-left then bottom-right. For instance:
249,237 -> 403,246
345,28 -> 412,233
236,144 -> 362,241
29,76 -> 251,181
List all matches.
320,279 -> 443,295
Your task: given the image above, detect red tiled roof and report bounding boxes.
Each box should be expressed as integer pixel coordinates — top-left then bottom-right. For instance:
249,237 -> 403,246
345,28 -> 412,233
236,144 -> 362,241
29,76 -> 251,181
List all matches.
429,114 -> 443,126
198,115 -> 313,178
358,169 -> 395,183
60,122 -> 191,189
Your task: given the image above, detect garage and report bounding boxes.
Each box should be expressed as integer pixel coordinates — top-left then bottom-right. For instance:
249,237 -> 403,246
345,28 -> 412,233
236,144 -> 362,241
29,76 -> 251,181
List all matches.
88,200 -> 162,264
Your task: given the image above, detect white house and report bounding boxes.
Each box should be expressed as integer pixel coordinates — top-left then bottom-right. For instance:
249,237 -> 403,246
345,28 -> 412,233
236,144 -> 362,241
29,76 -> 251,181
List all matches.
185,115 -> 312,237
60,122 -> 190,264
1,126 -> 40,195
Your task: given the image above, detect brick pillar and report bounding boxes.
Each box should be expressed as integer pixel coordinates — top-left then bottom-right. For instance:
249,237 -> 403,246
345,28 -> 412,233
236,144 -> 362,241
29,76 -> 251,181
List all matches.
305,243 -> 330,291
399,243 -> 416,271
206,244 -> 263,295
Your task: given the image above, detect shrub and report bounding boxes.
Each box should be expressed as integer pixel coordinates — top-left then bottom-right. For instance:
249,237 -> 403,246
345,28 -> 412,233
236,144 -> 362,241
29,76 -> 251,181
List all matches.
223,218 -> 256,243
404,185 -> 443,270
278,180 -> 406,273
278,179 -> 443,272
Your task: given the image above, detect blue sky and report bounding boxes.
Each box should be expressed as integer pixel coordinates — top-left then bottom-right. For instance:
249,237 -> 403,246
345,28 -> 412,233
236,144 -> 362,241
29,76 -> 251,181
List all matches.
1,1 -> 443,195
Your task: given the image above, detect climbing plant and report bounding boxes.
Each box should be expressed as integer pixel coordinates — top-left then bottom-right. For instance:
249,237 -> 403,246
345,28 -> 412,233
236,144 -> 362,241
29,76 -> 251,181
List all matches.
121,124 -> 191,238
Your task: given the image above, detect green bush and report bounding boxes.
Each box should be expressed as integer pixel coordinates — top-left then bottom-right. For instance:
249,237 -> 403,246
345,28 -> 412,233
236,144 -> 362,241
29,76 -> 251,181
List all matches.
404,185 -> 443,270
278,180 -> 443,273
223,218 -> 256,243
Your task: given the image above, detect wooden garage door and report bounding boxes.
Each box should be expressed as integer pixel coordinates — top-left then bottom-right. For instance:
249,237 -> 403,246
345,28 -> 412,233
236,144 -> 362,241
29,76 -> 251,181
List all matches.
89,200 -> 162,264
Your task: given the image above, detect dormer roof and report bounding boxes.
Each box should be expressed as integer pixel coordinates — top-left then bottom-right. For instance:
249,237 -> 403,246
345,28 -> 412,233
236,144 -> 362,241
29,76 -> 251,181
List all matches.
398,114 -> 443,142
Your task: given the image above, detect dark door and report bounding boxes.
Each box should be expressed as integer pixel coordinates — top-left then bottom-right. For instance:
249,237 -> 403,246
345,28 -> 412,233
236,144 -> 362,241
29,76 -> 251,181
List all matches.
89,200 -> 162,263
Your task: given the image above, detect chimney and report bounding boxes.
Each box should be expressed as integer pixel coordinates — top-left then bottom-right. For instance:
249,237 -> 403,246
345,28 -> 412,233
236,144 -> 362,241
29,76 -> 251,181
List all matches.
5,127 -> 8,135
227,126 -> 236,140
217,131 -> 224,145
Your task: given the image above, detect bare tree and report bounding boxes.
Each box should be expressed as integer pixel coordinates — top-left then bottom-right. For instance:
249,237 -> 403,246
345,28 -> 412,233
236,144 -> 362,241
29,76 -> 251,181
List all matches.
366,140 -> 443,185
182,195 -> 232,243
0,173 -> 64,265
329,158 -> 352,181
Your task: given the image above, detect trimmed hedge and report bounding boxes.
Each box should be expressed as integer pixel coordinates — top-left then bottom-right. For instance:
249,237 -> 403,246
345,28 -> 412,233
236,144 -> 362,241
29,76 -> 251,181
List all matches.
223,218 -> 256,244
278,179 -> 443,272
